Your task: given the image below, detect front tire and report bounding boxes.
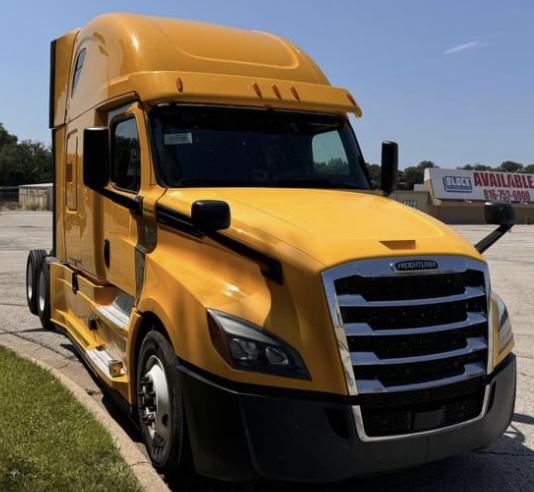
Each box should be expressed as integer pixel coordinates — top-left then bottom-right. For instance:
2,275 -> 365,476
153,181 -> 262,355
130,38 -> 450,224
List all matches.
137,330 -> 193,479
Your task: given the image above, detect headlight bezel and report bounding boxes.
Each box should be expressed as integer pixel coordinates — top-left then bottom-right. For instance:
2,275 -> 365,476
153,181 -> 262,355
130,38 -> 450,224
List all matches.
207,309 -> 310,380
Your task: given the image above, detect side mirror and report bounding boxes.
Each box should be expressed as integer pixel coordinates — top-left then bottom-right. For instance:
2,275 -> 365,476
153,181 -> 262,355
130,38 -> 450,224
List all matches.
83,127 -> 109,190
475,201 -> 515,253
192,200 -> 231,232
381,141 -> 398,196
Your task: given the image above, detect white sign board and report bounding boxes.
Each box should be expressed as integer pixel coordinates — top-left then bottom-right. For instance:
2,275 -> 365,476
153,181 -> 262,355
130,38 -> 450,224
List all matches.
425,168 -> 534,203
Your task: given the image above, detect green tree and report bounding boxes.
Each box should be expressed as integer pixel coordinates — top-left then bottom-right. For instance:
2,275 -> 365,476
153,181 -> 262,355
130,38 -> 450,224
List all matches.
399,161 -> 437,190
365,163 -> 381,189
497,161 -> 523,173
457,163 -> 493,171
0,123 -> 17,149
522,164 -> 534,174
0,139 -> 52,186
314,157 -> 349,175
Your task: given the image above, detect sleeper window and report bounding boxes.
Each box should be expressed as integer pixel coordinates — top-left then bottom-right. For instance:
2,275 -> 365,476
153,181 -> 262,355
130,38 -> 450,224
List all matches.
71,49 -> 86,97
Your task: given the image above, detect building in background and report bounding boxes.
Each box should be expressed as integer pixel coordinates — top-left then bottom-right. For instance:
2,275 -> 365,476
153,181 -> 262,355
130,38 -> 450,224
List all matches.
18,183 -> 53,211
391,169 -> 533,224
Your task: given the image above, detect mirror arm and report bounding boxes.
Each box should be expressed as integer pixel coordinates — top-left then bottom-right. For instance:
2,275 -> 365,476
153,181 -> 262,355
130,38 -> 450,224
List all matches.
475,224 -> 513,253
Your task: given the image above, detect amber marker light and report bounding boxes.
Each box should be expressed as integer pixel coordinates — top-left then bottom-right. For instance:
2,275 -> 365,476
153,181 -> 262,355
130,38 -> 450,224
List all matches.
290,86 -> 300,101
271,84 -> 282,99
108,360 -> 124,378
176,77 -> 184,92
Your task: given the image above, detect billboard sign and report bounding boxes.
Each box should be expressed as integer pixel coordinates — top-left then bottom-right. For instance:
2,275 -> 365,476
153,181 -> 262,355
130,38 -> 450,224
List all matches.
425,168 -> 534,203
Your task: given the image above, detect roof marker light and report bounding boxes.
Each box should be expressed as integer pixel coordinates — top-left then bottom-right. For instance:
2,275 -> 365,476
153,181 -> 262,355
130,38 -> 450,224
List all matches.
252,82 -> 262,97
290,86 -> 300,101
271,84 -> 282,99
176,77 -> 184,92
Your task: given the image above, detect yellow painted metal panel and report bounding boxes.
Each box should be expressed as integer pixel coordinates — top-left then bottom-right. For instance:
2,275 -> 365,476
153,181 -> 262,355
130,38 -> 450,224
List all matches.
158,189 -> 484,268
50,29 -> 78,128
61,12 -> 360,121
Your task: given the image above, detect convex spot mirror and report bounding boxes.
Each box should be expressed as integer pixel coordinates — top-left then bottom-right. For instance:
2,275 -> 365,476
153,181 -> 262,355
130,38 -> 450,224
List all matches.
484,201 -> 515,225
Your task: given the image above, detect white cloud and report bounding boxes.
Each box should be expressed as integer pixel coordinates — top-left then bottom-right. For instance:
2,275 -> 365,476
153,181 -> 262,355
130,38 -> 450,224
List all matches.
444,40 -> 490,55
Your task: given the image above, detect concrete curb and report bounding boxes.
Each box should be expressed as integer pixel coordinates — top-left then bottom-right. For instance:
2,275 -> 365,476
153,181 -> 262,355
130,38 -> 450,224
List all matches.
0,332 -> 170,492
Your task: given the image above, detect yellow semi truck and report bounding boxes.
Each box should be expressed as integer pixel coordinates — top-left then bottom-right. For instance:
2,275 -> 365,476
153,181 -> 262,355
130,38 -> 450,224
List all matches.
26,12 -> 516,484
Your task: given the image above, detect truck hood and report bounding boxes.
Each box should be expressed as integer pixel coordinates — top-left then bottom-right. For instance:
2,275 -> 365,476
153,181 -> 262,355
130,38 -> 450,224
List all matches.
160,188 -> 481,270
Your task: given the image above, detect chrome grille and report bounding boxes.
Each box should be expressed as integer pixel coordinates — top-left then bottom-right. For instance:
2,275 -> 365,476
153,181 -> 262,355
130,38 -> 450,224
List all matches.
322,256 -> 491,439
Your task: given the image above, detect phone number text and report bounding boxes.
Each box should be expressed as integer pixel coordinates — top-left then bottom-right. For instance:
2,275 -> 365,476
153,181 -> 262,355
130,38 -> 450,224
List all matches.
483,189 -> 532,202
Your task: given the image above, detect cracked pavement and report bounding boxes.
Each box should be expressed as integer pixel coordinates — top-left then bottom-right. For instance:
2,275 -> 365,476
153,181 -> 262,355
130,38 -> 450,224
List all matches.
0,211 -> 532,492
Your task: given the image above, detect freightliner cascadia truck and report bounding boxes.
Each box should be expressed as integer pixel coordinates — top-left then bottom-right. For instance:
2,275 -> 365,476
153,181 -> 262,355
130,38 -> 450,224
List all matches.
26,12 -> 516,484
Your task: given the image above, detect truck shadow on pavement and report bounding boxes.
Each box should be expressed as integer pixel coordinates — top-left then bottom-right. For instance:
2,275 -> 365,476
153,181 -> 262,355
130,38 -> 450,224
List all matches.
513,413 -> 534,426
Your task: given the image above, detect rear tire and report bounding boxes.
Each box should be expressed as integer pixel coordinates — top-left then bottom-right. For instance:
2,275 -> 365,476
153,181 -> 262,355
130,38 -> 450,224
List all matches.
36,259 -> 54,330
26,249 -> 47,315
137,330 -> 193,480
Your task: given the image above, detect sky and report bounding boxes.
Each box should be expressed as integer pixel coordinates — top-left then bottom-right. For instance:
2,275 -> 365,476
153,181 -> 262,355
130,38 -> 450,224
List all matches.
0,0 -> 532,169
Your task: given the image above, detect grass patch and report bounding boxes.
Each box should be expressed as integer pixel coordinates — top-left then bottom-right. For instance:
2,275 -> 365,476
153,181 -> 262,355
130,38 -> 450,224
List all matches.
0,345 -> 143,492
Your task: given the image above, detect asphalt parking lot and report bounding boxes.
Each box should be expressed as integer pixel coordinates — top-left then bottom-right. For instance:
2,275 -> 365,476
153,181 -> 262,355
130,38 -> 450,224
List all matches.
0,210 -> 532,492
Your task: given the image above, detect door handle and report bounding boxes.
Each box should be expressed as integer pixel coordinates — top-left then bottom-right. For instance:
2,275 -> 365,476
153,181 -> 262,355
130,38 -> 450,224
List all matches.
104,239 -> 110,268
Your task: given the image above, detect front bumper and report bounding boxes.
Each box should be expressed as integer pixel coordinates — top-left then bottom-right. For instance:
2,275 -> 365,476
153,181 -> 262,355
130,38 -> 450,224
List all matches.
179,354 -> 516,483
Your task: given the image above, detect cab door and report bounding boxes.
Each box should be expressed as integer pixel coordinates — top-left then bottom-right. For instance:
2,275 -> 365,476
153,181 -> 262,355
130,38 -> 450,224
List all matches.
102,105 -> 144,297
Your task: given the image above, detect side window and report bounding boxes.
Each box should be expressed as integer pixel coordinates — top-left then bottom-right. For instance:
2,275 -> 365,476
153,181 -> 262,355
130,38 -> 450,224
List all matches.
111,118 -> 141,193
312,131 -> 350,175
71,49 -> 86,97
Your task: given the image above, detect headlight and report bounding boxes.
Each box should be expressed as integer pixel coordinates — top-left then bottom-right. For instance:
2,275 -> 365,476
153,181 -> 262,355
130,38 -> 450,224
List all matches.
495,293 -> 513,353
207,309 -> 310,379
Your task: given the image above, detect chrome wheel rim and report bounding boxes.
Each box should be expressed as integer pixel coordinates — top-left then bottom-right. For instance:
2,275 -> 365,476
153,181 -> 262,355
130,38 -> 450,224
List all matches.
139,355 -> 170,442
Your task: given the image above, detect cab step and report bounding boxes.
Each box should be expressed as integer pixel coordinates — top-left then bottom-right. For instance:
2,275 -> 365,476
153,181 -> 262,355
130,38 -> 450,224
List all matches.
95,291 -> 134,330
86,347 -> 126,378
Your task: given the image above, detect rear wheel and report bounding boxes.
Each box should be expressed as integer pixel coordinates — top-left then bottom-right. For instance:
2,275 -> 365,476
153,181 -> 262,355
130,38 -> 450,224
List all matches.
36,260 -> 54,330
137,330 -> 193,479
26,249 -> 47,315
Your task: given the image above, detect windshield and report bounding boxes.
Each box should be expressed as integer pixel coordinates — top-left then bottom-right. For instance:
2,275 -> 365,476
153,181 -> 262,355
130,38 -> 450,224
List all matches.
149,105 -> 370,190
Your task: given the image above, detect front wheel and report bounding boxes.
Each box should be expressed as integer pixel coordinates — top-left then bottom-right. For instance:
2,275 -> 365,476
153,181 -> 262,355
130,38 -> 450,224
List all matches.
137,330 -> 193,479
